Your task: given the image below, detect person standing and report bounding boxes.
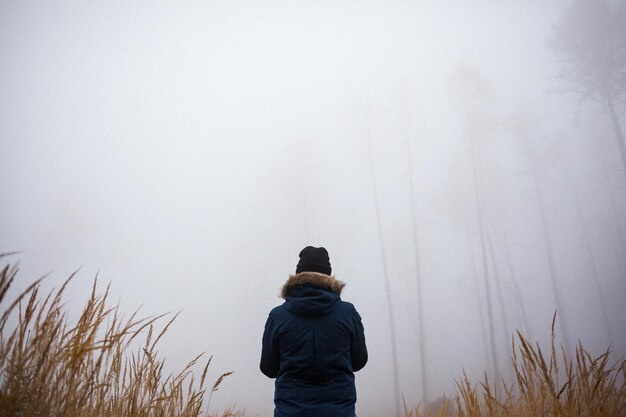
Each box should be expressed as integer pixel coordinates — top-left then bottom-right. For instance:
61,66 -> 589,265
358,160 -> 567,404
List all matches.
260,246 -> 368,417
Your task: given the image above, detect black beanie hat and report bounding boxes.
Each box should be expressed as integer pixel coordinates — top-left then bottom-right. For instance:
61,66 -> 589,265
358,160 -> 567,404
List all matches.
296,246 -> 332,275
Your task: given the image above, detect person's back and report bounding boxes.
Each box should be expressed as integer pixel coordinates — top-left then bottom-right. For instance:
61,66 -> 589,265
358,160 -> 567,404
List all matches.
260,247 -> 368,417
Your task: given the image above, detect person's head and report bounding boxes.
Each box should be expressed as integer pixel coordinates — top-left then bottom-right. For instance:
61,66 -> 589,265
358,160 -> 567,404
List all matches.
295,246 -> 332,276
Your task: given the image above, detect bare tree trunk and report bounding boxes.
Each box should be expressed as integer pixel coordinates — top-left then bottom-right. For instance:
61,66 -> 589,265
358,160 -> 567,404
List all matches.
365,114 -> 401,417
565,155 -> 614,346
604,171 -> 626,273
531,170 -> 572,352
485,225 -> 511,347
513,120 -> 572,352
408,165 -> 428,403
469,128 -> 500,381
463,200 -> 492,373
604,91 -> 626,176
498,233 -> 532,338
454,65 -> 500,381
485,222 -> 513,385
402,102 -> 428,403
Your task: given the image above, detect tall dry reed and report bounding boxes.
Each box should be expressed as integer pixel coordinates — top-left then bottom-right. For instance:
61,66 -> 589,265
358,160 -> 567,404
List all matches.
0,255 -> 243,417
406,314 -> 625,417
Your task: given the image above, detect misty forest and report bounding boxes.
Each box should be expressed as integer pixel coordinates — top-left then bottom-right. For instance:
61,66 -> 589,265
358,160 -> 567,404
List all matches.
1,1 -> 625,417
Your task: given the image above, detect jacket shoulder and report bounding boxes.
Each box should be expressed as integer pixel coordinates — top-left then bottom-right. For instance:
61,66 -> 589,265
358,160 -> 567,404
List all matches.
268,304 -> 286,317
336,300 -> 361,316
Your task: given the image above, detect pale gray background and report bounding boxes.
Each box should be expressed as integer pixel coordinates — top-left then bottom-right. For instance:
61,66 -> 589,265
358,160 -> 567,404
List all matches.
2,1 -> 625,416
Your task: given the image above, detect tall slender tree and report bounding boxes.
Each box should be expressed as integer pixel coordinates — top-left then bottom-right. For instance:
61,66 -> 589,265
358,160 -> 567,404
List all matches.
450,64 -> 500,381
549,0 -> 626,174
604,170 -> 626,271
400,93 -> 428,402
495,232 -> 532,338
485,222 -> 512,363
361,103 -> 401,417
564,152 -> 615,347
508,113 -> 573,352
462,193 -> 492,373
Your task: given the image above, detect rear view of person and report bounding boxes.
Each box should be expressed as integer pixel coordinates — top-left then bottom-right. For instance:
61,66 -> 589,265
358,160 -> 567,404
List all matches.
260,246 -> 368,417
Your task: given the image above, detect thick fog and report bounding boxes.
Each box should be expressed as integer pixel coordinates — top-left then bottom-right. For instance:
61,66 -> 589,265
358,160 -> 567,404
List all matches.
1,1 -> 625,416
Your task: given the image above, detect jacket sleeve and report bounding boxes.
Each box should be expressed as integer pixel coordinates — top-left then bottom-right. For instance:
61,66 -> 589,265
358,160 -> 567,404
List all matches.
260,312 -> 280,378
350,307 -> 368,372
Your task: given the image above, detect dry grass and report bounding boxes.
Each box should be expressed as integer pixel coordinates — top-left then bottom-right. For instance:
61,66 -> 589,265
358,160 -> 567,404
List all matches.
406,314 -> 626,417
4,253 -> 623,417
0,255 -> 243,417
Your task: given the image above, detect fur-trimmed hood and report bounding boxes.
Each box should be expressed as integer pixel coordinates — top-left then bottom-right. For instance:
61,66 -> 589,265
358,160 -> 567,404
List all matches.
280,272 -> 345,299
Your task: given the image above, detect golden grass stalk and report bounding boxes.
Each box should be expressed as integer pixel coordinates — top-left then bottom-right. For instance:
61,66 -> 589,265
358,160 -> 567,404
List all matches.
0,255 -> 242,417
406,313 -> 625,417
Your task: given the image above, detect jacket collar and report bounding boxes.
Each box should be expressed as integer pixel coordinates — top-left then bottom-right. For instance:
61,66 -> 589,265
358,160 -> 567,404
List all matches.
280,272 -> 345,298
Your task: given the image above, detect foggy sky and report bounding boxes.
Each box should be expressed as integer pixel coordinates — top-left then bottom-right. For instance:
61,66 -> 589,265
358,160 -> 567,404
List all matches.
1,1 -> 625,417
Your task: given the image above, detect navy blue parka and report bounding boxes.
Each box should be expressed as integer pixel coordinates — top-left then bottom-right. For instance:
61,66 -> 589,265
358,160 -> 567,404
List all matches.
260,272 -> 368,417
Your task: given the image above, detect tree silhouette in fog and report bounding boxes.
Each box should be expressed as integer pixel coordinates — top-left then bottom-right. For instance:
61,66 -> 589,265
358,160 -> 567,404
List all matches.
549,0 -> 626,173
359,102 -> 401,417
449,63 -> 502,382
